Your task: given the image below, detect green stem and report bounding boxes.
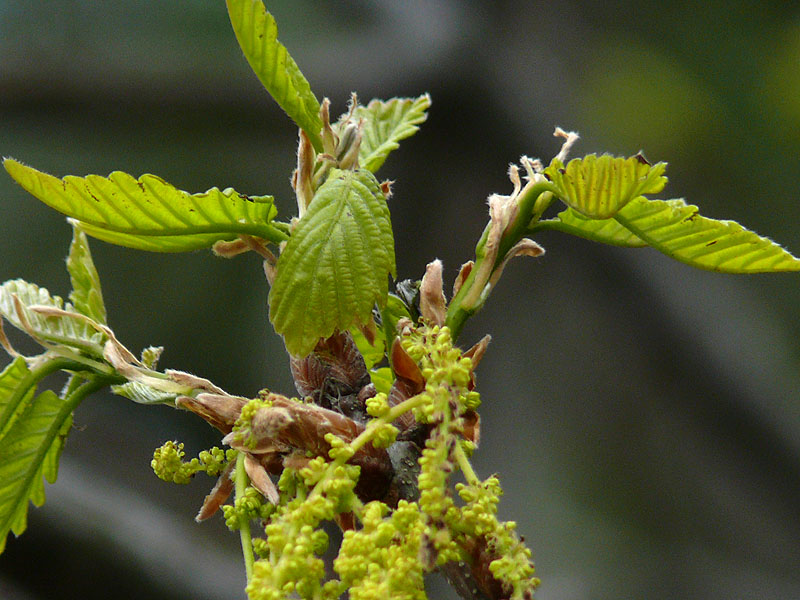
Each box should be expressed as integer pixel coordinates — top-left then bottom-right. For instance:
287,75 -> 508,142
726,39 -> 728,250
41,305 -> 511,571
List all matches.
234,452 -> 255,582
445,182 -> 557,341
0,357 -> 98,437
62,376 -> 110,413
454,443 -> 480,486
62,373 -> 86,397
348,394 -> 427,455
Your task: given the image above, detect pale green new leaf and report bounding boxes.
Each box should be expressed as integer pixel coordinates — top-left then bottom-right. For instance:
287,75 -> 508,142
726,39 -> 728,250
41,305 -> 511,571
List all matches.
226,0 -> 323,151
4,159 -> 284,253
614,197 -> 800,272
111,381 -> 177,405
270,169 -> 395,357
349,324 -> 386,371
534,207 -> 647,247
369,366 -> 394,395
0,280 -> 105,355
67,226 -> 106,324
545,154 -> 667,219
346,95 -> 431,173
0,389 -> 70,553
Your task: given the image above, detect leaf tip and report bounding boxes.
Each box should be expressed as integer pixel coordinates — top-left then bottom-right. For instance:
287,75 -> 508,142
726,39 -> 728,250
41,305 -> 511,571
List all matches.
3,157 -> 21,175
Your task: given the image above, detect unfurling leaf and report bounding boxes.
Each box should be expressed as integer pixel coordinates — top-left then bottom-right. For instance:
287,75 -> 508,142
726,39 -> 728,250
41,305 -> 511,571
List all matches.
534,207 -> 647,247
67,225 -> 106,324
3,159 -> 284,252
614,197 -> 800,272
270,169 -> 395,357
0,279 -> 105,355
111,381 -> 179,405
343,95 -> 431,173
545,154 -> 667,219
226,0 -> 323,151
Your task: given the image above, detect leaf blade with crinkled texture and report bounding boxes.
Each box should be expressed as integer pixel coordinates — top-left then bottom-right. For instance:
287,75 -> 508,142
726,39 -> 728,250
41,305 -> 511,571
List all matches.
346,95 -> 431,173
0,279 -> 105,355
4,159 -> 283,252
269,169 -> 395,357
545,154 -> 667,219
614,197 -> 800,272
226,0 -> 323,151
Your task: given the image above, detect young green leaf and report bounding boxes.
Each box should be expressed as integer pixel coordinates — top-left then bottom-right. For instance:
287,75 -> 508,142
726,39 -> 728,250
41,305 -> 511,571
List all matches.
269,169 -> 396,357
345,95 -> 432,173
533,207 -> 647,247
0,357 -> 35,442
0,279 -> 105,355
369,366 -> 394,395
614,197 -> 800,272
226,0 -> 323,151
349,325 -> 386,371
67,226 -> 106,325
4,159 -> 284,252
0,389 -> 70,553
380,293 -> 414,345
545,154 -> 667,219
110,380 -> 179,405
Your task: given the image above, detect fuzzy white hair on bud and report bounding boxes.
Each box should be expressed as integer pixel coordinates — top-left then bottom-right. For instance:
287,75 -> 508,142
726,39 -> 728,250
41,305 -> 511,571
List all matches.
553,127 -> 580,163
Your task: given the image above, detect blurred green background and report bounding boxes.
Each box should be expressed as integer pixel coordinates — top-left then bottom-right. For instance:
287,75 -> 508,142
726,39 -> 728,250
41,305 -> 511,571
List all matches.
1,1 -> 799,599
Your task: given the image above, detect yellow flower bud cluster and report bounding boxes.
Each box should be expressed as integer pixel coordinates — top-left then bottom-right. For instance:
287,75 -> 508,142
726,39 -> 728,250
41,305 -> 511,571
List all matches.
365,391 -> 390,417
247,460 -> 361,600
400,325 -> 473,424
231,396 -> 274,449
401,325 -> 538,598
334,500 -> 427,600
452,477 -> 539,599
151,440 -> 235,484
400,326 -> 474,566
223,486 -> 274,530
242,323 -> 537,599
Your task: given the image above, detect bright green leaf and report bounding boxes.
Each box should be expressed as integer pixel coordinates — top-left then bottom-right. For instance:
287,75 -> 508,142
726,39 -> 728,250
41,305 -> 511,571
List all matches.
226,0 -> 323,151
67,225 -> 106,325
534,207 -> 647,247
614,197 -> 800,272
269,169 -> 395,357
0,389 -> 70,553
4,159 -> 284,252
345,95 -> 431,173
0,279 -> 105,355
545,154 -> 667,219
0,357 -> 34,442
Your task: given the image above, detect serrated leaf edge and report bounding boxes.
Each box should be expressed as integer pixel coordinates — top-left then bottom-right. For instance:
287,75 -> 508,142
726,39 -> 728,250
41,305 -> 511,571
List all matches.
615,197 -> 800,272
